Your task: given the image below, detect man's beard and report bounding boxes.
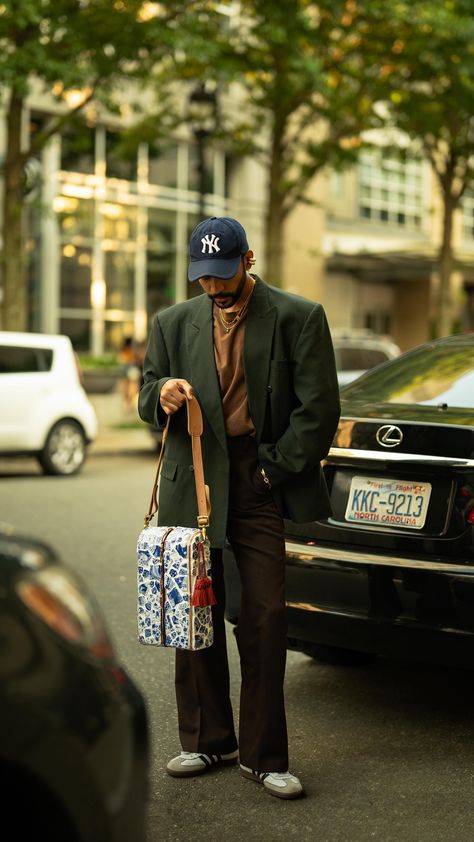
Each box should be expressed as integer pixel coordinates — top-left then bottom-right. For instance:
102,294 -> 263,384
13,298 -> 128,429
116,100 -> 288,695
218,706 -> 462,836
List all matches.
208,264 -> 246,308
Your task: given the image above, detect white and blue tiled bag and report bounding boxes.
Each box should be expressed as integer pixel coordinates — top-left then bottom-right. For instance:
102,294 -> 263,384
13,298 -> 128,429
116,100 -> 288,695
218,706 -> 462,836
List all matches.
137,525 -> 214,650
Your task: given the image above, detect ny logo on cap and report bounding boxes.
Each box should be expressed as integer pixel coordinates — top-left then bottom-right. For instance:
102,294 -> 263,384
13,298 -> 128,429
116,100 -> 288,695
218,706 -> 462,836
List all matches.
201,234 -> 220,254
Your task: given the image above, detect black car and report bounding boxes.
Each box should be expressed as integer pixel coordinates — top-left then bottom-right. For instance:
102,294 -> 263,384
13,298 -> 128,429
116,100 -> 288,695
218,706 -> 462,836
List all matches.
224,333 -> 474,667
0,524 -> 149,841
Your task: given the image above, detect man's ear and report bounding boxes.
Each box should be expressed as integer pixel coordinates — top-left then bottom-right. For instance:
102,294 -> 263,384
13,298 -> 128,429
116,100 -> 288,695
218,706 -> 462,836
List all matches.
245,249 -> 255,269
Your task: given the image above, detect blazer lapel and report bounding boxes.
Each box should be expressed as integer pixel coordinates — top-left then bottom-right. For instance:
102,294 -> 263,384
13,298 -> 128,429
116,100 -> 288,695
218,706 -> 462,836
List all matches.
244,277 -> 277,442
186,295 -> 227,453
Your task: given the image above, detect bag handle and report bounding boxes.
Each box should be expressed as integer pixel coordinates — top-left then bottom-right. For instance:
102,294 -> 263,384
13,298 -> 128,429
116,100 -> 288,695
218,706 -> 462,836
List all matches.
143,395 -> 210,535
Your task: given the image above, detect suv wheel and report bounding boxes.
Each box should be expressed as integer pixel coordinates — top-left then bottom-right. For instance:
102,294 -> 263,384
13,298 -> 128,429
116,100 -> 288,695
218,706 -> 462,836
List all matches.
38,420 -> 86,476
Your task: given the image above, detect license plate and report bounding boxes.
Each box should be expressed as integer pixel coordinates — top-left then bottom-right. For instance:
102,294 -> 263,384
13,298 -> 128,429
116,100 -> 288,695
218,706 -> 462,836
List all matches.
345,476 -> 432,529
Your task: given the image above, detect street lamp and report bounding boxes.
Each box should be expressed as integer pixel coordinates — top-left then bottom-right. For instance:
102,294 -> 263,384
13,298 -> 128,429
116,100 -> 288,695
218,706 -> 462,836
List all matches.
188,82 -> 217,220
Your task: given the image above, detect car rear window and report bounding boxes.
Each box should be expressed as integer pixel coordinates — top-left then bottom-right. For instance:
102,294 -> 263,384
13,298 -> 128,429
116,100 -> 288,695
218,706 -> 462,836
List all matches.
342,342 -> 474,409
0,345 -> 53,374
335,347 -> 390,371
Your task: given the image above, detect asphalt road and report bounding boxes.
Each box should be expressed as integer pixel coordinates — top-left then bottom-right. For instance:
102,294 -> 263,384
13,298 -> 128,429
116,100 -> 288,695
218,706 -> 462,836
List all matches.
1,453 -> 474,842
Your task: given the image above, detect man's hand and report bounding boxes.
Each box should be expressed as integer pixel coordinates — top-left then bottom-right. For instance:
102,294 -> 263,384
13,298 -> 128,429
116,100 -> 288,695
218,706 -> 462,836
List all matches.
160,378 -> 194,416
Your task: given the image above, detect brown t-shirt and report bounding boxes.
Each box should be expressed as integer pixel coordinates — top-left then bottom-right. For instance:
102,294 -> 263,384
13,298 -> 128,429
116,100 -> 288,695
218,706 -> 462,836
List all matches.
213,306 -> 256,438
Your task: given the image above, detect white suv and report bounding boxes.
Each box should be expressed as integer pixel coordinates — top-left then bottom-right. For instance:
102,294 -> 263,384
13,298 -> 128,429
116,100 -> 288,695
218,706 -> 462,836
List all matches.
0,332 -> 98,475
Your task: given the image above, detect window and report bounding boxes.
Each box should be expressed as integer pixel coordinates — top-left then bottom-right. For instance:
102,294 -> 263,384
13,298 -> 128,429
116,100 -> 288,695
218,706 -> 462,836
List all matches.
148,145 -> 178,188
365,312 -> 391,335
60,119 -> 95,174
148,208 -> 175,251
330,171 -> 344,197
335,347 -> 391,371
60,247 -> 92,309
104,320 -> 136,353
147,252 -> 174,318
59,318 -> 91,352
0,346 -> 53,374
105,252 -> 135,310
55,196 -> 94,241
358,150 -> 423,228
146,209 -> 175,318
101,203 -> 137,241
106,130 -> 137,181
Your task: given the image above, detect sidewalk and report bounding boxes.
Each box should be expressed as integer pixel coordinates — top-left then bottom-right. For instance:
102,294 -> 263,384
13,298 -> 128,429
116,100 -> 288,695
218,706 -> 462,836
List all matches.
88,390 -> 157,456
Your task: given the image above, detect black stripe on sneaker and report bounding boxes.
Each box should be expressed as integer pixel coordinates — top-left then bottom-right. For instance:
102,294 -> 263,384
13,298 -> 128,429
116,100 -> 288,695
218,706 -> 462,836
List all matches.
199,754 -> 212,767
252,770 -> 269,782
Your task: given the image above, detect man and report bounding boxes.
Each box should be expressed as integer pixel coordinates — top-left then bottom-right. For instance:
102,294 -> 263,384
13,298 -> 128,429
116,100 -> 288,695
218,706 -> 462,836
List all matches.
138,216 -> 340,800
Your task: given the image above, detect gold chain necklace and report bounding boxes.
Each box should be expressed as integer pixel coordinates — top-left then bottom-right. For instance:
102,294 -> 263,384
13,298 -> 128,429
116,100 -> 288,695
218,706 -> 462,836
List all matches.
217,280 -> 255,333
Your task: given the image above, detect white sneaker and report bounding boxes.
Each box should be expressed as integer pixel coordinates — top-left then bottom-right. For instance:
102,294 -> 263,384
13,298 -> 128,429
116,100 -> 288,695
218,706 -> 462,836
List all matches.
240,764 -> 304,799
166,750 -> 238,777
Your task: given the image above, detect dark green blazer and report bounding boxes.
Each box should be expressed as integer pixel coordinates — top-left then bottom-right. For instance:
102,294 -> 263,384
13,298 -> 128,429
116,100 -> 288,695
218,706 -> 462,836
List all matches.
138,276 -> 340,548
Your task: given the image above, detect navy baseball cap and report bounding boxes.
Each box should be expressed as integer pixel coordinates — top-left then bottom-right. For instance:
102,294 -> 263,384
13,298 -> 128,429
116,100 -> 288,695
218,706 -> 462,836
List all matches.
188,217 -> 249,282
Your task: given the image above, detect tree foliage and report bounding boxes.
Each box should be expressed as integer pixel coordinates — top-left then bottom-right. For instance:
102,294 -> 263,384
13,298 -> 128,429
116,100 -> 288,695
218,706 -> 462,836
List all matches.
168,0 -> 474,317
2,0 -> 473,333
159,0 -> 392,283
167,0 -> 386,282
358,0 -> 474,336
0,0 -> 185,329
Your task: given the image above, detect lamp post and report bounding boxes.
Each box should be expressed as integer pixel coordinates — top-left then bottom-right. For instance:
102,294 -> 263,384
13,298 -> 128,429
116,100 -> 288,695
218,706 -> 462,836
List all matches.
188,82 -> 217,220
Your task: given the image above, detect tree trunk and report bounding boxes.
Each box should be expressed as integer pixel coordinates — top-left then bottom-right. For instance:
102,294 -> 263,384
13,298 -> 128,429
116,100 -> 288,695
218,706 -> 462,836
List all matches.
434,189 -> 455,339
1,92 -> 28,331
264,124 -> 285,286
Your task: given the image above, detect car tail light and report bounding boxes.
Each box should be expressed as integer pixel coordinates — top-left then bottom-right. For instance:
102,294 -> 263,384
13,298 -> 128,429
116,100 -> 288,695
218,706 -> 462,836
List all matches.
16,566 -> 114,659
467,508 -> 474,525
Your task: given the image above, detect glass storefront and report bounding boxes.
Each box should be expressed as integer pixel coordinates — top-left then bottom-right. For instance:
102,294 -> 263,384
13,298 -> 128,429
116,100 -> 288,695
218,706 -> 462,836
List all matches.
59,317 -> 91,351
105,129 -> 137,182
105,251 -> 135,311
147,208 -> 175,319
56,196 -> 94,240
48,125 -> 230,353
60,247 -> 92,309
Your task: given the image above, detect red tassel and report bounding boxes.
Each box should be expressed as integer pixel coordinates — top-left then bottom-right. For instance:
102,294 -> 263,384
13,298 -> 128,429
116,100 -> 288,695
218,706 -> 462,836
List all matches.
191,575 -> 217,607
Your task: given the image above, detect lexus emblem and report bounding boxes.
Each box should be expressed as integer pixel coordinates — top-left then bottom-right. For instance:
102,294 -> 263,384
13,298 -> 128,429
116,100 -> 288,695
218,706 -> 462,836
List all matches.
376,424 -> 403,448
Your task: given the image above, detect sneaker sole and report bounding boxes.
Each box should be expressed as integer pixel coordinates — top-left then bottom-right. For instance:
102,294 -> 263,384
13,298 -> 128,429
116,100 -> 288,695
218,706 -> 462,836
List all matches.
167,756 -> 238,778
240,767 -> 304,799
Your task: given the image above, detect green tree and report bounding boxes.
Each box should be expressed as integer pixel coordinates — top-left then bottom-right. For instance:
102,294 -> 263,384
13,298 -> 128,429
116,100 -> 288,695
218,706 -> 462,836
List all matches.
170,0 -> 474,318
367,0 -> 474,337
168,0 -> 385,285
0,0 -> 166,331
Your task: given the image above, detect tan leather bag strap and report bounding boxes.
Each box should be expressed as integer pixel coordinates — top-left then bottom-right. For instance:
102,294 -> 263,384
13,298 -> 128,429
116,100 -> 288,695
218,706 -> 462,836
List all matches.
143,395 -> 210,534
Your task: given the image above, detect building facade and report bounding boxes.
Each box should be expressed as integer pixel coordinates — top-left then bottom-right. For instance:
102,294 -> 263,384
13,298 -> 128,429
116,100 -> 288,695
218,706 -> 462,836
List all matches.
284,147 -> 474,351
2,97 -> 474,355
23,108 -> 266,355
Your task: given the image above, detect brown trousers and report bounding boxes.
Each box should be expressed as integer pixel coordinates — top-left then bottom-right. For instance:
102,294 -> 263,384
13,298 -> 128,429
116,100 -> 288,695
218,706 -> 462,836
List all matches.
175,435 -> 289,772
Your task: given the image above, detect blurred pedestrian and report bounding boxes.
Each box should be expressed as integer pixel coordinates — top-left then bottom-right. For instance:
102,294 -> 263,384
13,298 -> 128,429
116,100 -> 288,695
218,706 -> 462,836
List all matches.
118,336 -> 141,411
135,340 -> 147,390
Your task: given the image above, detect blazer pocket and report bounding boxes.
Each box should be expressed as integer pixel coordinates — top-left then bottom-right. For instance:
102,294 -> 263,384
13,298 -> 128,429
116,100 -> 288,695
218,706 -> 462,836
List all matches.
160,459 -> 177,481
268,359 -> 290,392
